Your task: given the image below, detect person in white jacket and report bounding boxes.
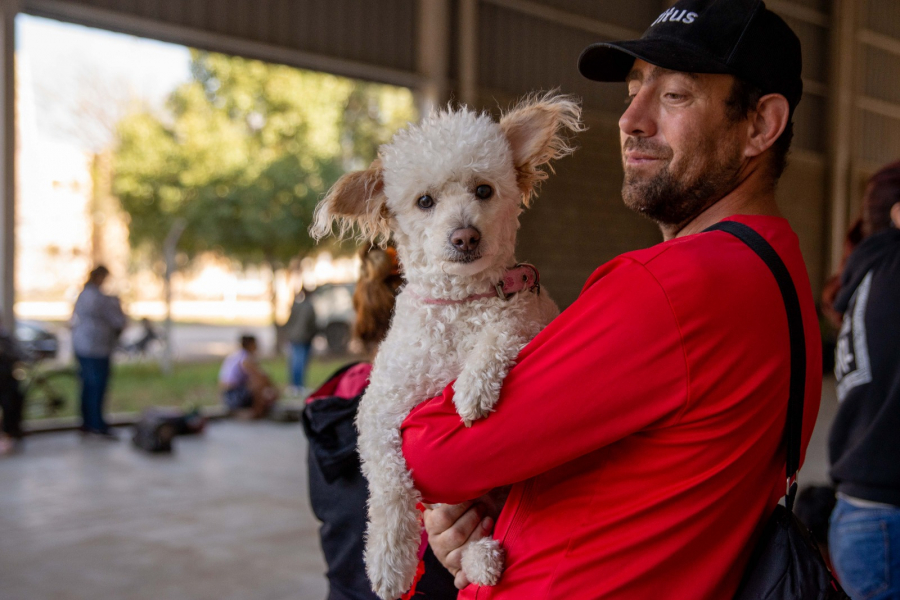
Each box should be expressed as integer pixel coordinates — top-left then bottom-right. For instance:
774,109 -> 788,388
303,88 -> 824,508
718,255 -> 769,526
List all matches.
71,265 -> 126,439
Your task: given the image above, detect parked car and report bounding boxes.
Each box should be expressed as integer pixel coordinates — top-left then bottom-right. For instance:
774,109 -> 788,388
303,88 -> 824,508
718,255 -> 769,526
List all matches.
308,283 -> 355,354
15,320 -> 59,360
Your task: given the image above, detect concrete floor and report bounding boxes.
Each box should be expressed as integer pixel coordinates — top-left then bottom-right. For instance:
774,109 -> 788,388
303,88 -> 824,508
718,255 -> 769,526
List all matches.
0,421 -> 327,600
0,378 -> 840,600
800,376 -> 839,487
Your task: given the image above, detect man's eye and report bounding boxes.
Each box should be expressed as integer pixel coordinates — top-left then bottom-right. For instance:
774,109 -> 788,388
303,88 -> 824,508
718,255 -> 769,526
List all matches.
664,92 -> 687,101
625,94 -> 636,106
417,195 -> 435,210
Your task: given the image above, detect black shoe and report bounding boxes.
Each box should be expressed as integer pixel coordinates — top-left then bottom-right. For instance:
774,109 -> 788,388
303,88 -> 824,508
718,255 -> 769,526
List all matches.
97,429 -> 119,441
0,435 -> 21,455
83,429 -> 119,441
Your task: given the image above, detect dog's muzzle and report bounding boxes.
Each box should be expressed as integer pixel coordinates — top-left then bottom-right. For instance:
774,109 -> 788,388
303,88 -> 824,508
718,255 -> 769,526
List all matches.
447,226 -> 482,262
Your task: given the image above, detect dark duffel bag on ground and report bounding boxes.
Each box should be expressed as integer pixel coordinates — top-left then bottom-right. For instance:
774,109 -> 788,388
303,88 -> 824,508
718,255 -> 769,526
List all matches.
703,223 -> 848,600
132,413 -> 176,453
132,407 -> 206,453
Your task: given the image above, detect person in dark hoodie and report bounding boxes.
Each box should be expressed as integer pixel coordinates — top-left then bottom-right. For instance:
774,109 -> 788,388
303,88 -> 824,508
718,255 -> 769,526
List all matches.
828,160 -> 900,600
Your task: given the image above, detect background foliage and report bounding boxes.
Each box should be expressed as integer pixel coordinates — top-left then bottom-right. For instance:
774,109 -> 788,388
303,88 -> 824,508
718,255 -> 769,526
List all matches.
112,50 -> 416,315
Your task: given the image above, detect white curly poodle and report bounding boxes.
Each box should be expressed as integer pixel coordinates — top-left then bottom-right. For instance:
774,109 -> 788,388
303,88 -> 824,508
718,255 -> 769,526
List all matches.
311,92 -> 582,600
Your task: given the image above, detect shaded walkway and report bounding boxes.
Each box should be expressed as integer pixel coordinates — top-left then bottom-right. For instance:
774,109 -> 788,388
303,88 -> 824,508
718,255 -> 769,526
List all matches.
0,378 -> 840,599
0,420 -> 327,600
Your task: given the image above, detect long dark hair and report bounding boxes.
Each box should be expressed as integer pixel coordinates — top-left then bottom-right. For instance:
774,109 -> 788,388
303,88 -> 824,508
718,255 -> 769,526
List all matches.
863,160 -> 900,237
87,265 -> 109,286
822,161 -> 900,326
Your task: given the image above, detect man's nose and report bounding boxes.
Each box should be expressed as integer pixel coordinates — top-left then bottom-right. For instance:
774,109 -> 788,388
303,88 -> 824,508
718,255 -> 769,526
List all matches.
618,90 -> 657,138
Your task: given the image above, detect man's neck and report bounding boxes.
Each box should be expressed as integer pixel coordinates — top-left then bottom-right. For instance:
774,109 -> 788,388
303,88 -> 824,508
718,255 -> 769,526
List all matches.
660,172 -> 782,241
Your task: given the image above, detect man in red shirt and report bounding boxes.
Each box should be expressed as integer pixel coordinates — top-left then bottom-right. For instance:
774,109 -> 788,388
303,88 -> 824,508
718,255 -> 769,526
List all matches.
401,0 -> 822,598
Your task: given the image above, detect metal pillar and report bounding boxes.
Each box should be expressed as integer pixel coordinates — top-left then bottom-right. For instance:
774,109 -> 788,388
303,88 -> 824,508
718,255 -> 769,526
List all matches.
416,0 -> 450,118
0,0 -> 16,331
458,0 -> 478,108
826,0 -> 858,274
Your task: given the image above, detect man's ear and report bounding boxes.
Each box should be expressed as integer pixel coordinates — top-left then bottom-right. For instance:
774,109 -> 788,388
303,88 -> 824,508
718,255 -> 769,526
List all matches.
891,202 -> 900,229
499,92 -> 584,206
310,159 -> 390,243
744,93 -> 789,159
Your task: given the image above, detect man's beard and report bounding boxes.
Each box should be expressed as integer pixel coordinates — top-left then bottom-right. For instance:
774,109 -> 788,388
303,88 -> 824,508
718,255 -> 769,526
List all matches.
621,136 -> 743,227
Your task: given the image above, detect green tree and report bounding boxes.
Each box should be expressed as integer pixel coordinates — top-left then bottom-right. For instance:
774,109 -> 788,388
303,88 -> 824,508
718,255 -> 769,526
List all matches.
113,50 -> 416,327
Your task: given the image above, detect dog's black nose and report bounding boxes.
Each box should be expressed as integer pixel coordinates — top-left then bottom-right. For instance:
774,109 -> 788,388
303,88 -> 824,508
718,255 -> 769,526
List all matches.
450,227 -> 481,253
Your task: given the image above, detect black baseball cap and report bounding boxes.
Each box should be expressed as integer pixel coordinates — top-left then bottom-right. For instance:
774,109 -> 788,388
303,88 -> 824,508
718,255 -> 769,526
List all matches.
578,0 -> 803,113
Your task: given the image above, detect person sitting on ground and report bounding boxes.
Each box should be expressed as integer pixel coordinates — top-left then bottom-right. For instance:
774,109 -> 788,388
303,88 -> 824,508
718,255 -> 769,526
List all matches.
218,335 -> 279,419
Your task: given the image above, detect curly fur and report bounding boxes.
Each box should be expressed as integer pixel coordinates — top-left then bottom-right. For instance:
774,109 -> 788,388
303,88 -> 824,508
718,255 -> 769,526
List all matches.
461,538 -> 505,586
311,93 -> 582,599
499,91 -> 584,206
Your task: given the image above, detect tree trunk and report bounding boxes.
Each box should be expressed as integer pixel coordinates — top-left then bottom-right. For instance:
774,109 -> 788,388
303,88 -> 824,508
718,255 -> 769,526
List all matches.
266,259 -> 282,357
162,219 -> 187,375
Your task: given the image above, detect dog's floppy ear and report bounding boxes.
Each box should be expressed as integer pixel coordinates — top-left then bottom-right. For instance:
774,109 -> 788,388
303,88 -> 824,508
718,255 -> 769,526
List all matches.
499,92 -> 584,206
310,158 -> 390,243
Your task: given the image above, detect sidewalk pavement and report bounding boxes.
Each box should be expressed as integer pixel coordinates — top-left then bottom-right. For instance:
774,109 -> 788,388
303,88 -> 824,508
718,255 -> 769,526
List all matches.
799,375 -> 837,486
0,377 -> 841,600
0,420 -> 327,600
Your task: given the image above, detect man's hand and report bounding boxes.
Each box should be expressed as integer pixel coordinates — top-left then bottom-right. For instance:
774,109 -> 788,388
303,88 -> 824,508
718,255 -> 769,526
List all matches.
424,487 -> 510,589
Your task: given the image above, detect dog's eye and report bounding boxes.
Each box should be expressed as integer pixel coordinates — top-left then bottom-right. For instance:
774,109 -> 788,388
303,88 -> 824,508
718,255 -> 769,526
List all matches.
417,195 -> 435,210
474,185 -> 493,200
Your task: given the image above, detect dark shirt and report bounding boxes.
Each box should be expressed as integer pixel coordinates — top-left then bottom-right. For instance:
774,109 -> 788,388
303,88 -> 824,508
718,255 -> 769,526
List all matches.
285,297 -> 317,345
829,228 -> 900,506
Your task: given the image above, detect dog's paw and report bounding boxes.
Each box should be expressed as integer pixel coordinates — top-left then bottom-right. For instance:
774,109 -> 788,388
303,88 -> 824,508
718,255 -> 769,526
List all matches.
453,372 -> 500,426
456,404 -> 487,428
364,510 -> 423,600
369,573 -> 406,600
367,552 -> 415,600
460,537 -> 505,587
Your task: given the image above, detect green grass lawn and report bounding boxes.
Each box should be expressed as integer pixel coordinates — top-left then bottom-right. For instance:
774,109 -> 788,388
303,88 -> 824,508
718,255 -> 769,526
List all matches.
23,356 -> 351,421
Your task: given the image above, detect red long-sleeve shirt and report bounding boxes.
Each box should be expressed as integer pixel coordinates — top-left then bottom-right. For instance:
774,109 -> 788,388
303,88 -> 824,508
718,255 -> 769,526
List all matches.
401,215 -> 822,599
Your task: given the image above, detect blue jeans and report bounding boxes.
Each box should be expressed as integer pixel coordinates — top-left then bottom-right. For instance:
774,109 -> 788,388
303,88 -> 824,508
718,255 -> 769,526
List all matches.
76,355 -> 111,433
222,385 -> 252,411
289,342 -> 312,388
829,496 -> 900,600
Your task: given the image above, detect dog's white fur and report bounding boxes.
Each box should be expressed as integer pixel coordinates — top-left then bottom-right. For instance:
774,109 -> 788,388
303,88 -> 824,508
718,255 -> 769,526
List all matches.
311,93 -> 583,600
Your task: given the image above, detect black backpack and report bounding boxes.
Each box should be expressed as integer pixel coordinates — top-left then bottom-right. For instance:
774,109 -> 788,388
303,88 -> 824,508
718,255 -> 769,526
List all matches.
302,362 -> 365,483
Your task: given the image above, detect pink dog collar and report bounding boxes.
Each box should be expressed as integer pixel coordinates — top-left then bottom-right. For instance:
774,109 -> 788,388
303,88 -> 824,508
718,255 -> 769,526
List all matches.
414,263 -> 541,305
495,263 -> 540,300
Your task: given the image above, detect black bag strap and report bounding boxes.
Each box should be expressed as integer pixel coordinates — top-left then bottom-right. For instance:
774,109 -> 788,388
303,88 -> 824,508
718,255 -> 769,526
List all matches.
703,221 -> 806,512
